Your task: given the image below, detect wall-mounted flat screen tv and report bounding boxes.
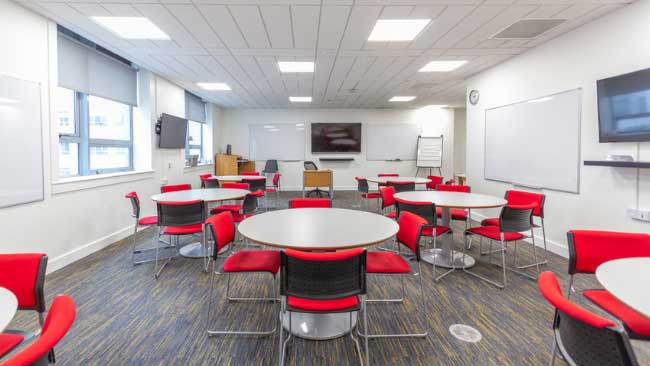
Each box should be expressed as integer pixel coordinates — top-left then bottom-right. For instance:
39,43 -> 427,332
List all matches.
311,123 -> 362,153
597,67 -> 650,142
159,113 -> 188,149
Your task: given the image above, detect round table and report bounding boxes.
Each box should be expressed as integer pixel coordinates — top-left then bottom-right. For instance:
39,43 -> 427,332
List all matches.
211,175 -> 266,182
596,257 -> 650,318
151,188 -> 250,258
239,208 -> 398,340
0,287 -> 17,332
394,191 -> 506,269
366,176 -> 431,185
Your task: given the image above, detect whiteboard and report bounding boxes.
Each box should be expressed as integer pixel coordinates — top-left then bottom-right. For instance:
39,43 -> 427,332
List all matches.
250,123 -> 305,161
367,123 -> 420,161
485,89 -> 581,193
0,74 -> 44,208
417,136 -> 443,168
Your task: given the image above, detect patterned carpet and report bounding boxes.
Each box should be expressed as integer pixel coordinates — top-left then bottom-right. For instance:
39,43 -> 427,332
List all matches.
7,191 -> 650,366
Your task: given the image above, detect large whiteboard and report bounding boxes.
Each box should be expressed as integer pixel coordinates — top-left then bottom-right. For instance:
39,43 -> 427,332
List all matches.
0,74 -> 44,208
484,89 -> 581,193
250,123 -> 305,161
367,123 -> 420,161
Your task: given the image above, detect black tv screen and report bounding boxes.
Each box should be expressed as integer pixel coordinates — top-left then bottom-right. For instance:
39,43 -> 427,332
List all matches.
597,67 -> 650,142
311,123 -> 362,153
159,113 -> 188,149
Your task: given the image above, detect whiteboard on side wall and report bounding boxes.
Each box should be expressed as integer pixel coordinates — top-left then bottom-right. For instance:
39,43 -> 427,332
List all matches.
484,88 -> 581,193
416,136 -> 443,168
0,74 -> 44,208
250,124 -> 305,161
367,123 -> 420,161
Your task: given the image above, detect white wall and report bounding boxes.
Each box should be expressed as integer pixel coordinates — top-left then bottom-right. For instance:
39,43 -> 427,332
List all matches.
217,108 -> 455,190
453,108 -> 467,176
466,0 -> 650,257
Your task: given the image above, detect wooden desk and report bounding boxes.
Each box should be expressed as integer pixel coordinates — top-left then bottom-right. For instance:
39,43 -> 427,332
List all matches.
215,154 -> 256,175
303,170 -> 333,198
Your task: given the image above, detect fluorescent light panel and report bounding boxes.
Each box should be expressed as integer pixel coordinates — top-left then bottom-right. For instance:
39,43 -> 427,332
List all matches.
368,19 -> 431,42
419,60 -> 467,72
197,82 -> 231,91
278,62 -> 314,73
289,96 -> 312,103
389,96 -> 416,102
91,17 -> 169,40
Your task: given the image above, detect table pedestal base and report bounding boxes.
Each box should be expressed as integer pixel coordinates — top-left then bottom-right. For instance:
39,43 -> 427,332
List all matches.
421,248 -> 475,269
179,242 -> 208,258
282,312 -> 357,340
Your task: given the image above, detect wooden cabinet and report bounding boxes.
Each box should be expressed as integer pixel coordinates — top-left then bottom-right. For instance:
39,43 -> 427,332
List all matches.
215,154 -> 257,175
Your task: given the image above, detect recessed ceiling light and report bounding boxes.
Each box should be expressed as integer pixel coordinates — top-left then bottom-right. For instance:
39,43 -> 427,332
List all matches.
264,125 -> 275,129
289,96 -> 312,103
197,82 -> 231,91
0,97 -> 17,104
90,17 -> 169,40
368,19 -> 431,42
278,62 -> 314,73
389,96 -> 417,102
419,60 -> 467,72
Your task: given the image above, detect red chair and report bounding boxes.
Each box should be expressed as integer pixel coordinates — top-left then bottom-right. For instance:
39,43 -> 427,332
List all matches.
379,186 -> 397,219
199,174 -> 212,188
436,184 -> 471,223
362,211 -> 429,338
210,182 -> 249,215
0,295 -> 76,366
161,183 -> 191,193
425,175 -> 443,190
480,190 -> 548,268
566,230 -> 650,340
125,192 -> 159,265
265,173 -> 281,199
205,212 -> 279,336
288,198 -> 331,208
463,203 -> 537,288
242,177 -> 266,209
279,249 -> 368,366
538,272 -> 639,366
240,171 -> 259,176
355,177 -> 380,211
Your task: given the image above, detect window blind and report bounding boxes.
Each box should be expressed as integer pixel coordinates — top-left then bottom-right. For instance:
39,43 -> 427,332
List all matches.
185,92 -> 206,123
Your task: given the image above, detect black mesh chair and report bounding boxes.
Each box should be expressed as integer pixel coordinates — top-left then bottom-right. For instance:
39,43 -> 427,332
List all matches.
279,249 -> 369,366
203,178 -> 219,189
304,161 -> 329,198
387,181 -> 415,193
242,177 -> 267,209
262,159 -> 279,174
155,200 -> 205,278
355,177 -> 379,211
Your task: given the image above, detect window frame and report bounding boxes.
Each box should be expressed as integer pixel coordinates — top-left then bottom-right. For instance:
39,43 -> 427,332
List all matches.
185,120 -> 203,163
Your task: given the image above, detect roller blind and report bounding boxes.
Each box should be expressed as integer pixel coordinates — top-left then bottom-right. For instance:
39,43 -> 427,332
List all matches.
57,35 -> 138,106
185,92 -> 206,123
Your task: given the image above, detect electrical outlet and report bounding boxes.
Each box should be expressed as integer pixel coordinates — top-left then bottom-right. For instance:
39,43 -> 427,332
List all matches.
627,208 -> 650,222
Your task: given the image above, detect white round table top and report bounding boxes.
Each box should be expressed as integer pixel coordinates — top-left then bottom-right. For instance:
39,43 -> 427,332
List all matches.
0,287 -> 17,332
366,176 -> 431,184
394,191 -> 507,209
596,257 -> 650,318
151,188 -> 250,203
238,208 -> 399,250
211,175 -> 266,181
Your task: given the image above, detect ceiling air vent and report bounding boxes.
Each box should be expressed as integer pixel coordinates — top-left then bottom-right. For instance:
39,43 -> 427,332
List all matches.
492,19 -> 566,39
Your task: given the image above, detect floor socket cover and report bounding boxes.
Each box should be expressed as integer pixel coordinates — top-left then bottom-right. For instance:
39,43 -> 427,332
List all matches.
449,324 -> 482,343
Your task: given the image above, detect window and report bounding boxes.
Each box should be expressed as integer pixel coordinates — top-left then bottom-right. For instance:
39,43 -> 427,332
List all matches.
186,121 -> 203,163
57,88 -> 133,177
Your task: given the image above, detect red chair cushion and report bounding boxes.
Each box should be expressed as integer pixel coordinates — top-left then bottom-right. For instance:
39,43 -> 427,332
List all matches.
250,189 -> 264,197
386,211 -> 397,219
0,333 -> 24,357
436,207 -> 468,220
366,252 -> 410,274
421,225 -> 451,237
289,198 -> 331,208
466,226 -> 524,241
138,216 -> 157,226
163,224 -> 203,235
481,217 -> 499,226
568,230 -> 650,274
288,295 -> 358,312
265,188 -> 276,193
223,250 -> 280,274
583,290 -> 650,337
0,253 -> 45,309
361,193 -> 380,199
232,213 -> 252,223
210,205 -> 243,214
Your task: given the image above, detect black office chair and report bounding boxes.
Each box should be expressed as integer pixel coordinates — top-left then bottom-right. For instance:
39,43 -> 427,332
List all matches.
304,161 -> 330,198
262,160 -> 279,174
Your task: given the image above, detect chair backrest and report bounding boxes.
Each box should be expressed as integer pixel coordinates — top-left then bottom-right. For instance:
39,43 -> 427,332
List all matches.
206,212 -> 235,256
567,230 -> 650,275
263,160 -> 279,173
426,176 -> 444,190
387,181 -> 415,193
396,211 -> 427,260
379,186 -> 396,209
288,198 -> 332,209
242,194 -> 259,215
0,254 -> 47,312
304,161 -> 318,170
395,198 -> 436,227
241,171 -> 259,176
378,173 -> 399,177
161,184 -> 192,193
505,190 -> 545,217
499,204 -> 535,233
272,173 -> 281,186
222,182 -> 249,190
0,295 -> 76,366
538,272 -> 638,366
125,191 -> 140,218
281,249 -> 366,300
355,177 -> 369,194
437,184 -> 470,193
199,174 -> 212,188
242,177 -> 266,193
204,178 -> 220,189
156,200 -> 205,227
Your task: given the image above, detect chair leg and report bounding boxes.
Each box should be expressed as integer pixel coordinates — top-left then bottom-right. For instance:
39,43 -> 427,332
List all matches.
131,224 -> 138,265
462,237 -> 506,289
517,222 -> 548,269
349,311 -> 364,366
549,337 -> 558,366
432,233 -> 454,282
154,229 -> 172,279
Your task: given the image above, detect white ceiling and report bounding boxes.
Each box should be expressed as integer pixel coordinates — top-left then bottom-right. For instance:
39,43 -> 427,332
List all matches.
16,0 -> 635,109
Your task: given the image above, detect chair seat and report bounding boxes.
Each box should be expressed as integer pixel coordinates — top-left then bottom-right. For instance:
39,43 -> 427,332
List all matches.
288,295 -> 358,312
223,250 -> 280,274
0,333 -> 24,357
583,290 -> 650,338
481,217 -> 540,228
249,189 -> 264,198
232,212 -> 252,223
210,205 -> 243,214
361,192 -> 380,199
163,224 -> 203,235
436,207 -> 468,220
366,252 -> 410,274
465,226 -> 524,241
266,188 -> 276,193
386,211 -> 397,219
421,225 -> 451,237
138,216 -> 157,226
